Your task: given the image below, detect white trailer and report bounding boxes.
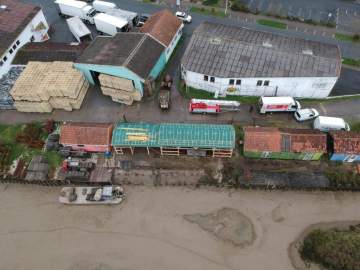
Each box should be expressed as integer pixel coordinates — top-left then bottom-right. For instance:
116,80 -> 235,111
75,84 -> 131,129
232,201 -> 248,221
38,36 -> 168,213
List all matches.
66,16 -> 93,43
92,0 -> 116,13
258,96 -> 301,114
94,13 -> 129,36
106,8 -> 139,27
55,0 -> 97,24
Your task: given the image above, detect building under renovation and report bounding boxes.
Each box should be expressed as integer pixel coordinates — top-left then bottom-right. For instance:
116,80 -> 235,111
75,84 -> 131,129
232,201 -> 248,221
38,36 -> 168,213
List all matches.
0,0 -> 49,78
181,22 -> 341,98
243,126 -> 327,160
112,122 -> 235,158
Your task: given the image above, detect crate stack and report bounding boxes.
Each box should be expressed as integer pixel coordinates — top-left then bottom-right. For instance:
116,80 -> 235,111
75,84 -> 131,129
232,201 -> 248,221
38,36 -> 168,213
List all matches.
98,74 -> 142,106
10,61 -> 89,113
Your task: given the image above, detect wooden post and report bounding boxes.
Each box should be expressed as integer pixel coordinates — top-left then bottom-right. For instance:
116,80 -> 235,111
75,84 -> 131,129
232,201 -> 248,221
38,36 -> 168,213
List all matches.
130,147 -> 134,155
147,147 -> 150,155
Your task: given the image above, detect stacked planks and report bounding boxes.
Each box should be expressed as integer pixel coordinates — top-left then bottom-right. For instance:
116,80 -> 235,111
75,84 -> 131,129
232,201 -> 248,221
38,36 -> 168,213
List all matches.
10,61 -> 89,113
98,74 -> 142,106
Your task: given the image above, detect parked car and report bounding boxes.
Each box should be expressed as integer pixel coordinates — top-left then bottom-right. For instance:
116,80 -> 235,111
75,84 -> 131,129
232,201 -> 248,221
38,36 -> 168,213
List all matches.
137,13 -> 150,27
258,96 -> 301,114
175,11 -> 191,23
313,116 -> 350,132
294,108 -> 319,122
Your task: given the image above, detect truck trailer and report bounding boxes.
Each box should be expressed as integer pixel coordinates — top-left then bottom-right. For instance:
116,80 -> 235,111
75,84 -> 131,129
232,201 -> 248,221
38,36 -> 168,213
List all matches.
92,0 -> 116,13
94,13 -> 129,36
66,16 -> 93,43
106,8 -> 139,27
55,0 -> 97,24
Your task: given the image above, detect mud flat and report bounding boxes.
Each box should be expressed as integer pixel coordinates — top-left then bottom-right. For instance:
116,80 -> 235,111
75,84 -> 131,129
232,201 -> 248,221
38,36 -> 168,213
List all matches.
184,207 -> 256,247
288,221 -> 360,270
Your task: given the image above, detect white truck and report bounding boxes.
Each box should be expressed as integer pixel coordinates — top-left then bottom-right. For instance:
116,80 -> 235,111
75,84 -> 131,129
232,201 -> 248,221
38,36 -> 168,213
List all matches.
94,13 -> 129,36
258,96 -> 301,114
92,0 -> 116,13
66,16 -> 93,43
106,8 -> 139,27
55,0 -> 97,24
313,116 -> 350,132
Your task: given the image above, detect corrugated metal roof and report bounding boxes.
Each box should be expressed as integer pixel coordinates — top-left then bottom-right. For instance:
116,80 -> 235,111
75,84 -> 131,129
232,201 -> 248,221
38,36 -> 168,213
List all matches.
60,122 -> 113,146
244,126 -> 327,153
181,22 -> 341,78
76,33 -> 164,79
331,131 -> 360,154
112,122 -> 235,149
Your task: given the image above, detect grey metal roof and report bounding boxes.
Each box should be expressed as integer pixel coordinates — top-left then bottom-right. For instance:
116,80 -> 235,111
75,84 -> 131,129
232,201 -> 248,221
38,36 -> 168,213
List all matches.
181,22 -> 341,78
76,33 -> 164,79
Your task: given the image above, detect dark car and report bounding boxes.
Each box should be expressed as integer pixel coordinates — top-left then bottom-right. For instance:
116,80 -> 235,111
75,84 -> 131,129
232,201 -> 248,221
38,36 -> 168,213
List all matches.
137,13 -> 150,27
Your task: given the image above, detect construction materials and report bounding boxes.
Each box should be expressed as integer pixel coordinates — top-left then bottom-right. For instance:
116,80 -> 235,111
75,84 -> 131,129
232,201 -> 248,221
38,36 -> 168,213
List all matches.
98,74 -> 141,105
0,66 -> 25,110
10,61 -> 89,113
158,74 -> 172,110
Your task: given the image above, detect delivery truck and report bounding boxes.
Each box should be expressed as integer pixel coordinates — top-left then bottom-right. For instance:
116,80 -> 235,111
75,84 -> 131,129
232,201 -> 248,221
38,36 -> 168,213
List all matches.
258,96 -> 301,114
92,0 -> 116,13
56,0 -> 97,24
106,8 -> 139,27
94,13 -> 129,36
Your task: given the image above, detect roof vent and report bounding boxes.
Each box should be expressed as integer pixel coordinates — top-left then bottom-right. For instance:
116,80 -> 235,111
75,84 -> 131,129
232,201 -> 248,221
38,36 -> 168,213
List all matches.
302,49 -> 313,55
210,37 -> 221,45
262,41 -> 273,48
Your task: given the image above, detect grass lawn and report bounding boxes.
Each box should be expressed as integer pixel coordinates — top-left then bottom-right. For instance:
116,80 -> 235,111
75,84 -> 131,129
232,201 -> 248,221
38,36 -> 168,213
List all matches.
190,6 -> 227,18
257,19 -> 287,29
178,84 -> 258,104
202,0 -> 220,6
334,32 -> 359,42
351,122 -> 360,132
342,57 -> 360,67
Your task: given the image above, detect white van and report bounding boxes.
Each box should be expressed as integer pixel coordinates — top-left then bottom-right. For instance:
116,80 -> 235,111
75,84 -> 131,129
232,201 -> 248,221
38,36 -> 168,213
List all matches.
313,116 -> 350,132
258,96 -> 301,114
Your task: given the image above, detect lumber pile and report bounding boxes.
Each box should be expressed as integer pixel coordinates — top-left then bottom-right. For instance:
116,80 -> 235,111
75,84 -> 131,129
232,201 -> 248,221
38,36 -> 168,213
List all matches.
10,61 -> 89,113
98,74 -> 141,106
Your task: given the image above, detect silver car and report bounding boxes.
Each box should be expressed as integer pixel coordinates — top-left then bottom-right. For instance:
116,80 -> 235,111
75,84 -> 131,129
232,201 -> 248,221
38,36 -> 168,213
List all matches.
294,108 -> 319,122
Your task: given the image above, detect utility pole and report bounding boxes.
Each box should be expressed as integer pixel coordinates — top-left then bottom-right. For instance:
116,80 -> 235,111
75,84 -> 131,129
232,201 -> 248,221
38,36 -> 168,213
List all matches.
225,0 -> 228,15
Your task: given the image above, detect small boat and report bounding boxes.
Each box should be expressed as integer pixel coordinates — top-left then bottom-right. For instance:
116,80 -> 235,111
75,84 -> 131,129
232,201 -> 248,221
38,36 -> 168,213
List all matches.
59,185 -> 125,205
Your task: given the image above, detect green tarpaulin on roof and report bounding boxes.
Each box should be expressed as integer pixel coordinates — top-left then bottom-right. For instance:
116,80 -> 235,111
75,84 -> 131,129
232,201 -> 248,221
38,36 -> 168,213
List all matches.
112,122 -> 235,149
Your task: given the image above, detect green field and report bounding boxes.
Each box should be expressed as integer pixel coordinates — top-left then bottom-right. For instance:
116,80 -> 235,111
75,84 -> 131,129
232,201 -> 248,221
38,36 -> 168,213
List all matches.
334,32 -> 359,42
256,19 -> 287,29
190,6 -> 227,18
342,57 -> 360,67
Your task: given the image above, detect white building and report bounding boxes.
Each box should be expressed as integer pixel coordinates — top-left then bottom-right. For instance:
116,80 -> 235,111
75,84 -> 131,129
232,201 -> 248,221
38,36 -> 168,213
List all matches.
0,0 -> 49,78
140,9 -> 183,62
181,22 -> 341,98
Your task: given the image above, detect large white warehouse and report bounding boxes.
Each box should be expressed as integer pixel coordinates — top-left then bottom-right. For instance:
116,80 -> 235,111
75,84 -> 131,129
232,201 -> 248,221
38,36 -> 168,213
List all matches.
0,0 -> 49,78
181,22 -> 341,98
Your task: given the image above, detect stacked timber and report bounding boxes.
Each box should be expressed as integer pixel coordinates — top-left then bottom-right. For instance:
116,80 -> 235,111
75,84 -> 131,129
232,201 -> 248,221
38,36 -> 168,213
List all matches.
10,61 -> 89,113
98,74 -> 142,106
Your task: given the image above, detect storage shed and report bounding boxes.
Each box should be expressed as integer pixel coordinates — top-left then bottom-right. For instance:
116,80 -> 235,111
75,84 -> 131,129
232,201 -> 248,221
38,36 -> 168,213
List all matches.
60,122 -> 113,153
330,132 -> 360,163
243,126 -> 327,160
181,22 -> 341,98
74,32 -> 166,101
112,122 -> 235,158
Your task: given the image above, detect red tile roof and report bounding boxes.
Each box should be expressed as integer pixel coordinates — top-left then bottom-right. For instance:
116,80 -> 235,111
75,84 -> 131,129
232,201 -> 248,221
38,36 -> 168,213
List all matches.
0,0 -> 41,56
140,9 -> 182,47
244,126 -> 327,153
60,122 -> 113,146
331,131 -> 360,154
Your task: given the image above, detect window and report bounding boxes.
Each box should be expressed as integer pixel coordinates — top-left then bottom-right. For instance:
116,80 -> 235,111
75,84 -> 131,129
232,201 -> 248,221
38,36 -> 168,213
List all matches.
210,77 -> 215,83
16,40 -> 20,46
204,75 -> 208,81
236,79 -> 241,85
256,80 -> 262,86
9,49 -> 13,54
0,61 -> 3,66
264,80 -> 270,86
229,79 -> 234,85
3,56 -> 7,62
12,44 -> 16,50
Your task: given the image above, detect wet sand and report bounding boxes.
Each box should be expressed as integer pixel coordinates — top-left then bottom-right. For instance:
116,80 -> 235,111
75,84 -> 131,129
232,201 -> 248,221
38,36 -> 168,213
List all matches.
0,185 -> 359,270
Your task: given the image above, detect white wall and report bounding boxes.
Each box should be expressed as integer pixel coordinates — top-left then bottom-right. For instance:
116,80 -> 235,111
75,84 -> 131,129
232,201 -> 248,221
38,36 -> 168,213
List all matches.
0,10 -> 49,78
182,68 -> 338,98
164,24 -> 183,62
